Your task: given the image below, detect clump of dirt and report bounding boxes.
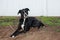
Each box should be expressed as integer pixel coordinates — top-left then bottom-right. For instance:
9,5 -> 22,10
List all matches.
0,26 -> 60,40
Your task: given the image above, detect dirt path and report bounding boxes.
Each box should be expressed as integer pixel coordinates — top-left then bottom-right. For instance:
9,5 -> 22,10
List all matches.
0,26 -> 60,40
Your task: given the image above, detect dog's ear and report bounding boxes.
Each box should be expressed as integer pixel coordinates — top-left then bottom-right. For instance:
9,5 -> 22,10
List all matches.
25,8 -> 30,11
17,10 -> 22,15
17,10 -> 21,15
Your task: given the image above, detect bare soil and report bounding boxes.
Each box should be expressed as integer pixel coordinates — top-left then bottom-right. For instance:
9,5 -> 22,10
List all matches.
0,25 -> 60,40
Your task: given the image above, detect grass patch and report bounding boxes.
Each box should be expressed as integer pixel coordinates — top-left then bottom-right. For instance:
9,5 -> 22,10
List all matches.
37,16 -> 60,26
0,16 -> 60,26
0,16 -> 18,26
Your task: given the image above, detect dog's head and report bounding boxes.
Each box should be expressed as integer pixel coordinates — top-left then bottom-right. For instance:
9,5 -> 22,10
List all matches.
18,8 -> 30,18
24,8 -> 30,15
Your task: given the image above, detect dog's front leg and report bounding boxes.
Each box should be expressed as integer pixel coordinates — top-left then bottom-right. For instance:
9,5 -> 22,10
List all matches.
10,25 -> 22,38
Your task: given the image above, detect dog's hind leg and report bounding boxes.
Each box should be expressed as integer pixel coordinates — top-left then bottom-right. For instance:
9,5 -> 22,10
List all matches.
23,26 -> 30,33
38,21 -> 45,29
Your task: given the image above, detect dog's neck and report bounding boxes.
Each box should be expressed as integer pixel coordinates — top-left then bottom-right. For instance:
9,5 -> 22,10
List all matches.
20,10 -> 28,30
23,16 -> 28,23
20,15 -> 28,30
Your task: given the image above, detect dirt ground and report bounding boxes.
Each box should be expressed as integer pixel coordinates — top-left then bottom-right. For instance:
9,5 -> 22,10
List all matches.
0,25 -> 60,40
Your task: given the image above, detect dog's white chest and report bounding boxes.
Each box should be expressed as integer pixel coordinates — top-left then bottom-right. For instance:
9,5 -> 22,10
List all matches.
21,19 -> 25,30
21,24 -> 24,30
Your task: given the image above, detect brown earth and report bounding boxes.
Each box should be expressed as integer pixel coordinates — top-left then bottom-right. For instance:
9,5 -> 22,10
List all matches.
0,26 -> 60,40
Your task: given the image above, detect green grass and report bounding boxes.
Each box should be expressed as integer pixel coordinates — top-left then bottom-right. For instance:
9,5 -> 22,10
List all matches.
0,16 -> 60,26
0,16 -> 19,26
37,16 -> 60,26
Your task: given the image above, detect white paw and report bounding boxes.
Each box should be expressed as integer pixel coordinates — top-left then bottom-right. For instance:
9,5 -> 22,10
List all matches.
12,35 -> 15,38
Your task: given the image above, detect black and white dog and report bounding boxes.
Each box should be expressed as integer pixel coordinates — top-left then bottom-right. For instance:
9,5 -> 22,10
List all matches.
10,8 -> 45,38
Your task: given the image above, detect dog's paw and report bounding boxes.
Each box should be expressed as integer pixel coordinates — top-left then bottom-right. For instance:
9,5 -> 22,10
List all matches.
10,35 -> 15,38
11,35 -> 15,38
